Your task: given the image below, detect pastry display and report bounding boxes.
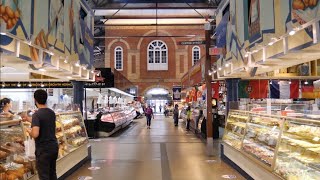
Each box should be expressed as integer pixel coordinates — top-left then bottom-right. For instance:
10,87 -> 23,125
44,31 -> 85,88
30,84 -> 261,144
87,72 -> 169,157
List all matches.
57,112 -> 88,149
242,139 -> 274,166
56,121 -> 62,131
0,151 -> 8,160
70,137 -> 87,147
64,125 -> 82,137
0,111 -> 88,179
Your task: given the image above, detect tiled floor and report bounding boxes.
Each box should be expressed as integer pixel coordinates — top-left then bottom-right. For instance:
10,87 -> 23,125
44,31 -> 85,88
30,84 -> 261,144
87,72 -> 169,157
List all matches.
66,115 -> 245,180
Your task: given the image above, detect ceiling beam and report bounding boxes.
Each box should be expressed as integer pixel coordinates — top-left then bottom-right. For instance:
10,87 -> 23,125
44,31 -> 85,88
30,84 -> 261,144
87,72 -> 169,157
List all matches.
93,6 -> 216,10
94,23 -> 204,27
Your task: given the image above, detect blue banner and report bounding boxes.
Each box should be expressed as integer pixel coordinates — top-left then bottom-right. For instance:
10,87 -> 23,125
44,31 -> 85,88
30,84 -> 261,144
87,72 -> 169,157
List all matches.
216,11 -> 229,48
172,86 -> 182,101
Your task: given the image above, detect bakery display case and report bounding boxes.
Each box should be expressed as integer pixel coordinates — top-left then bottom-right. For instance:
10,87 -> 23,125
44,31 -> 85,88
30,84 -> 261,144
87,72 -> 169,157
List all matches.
57,112 -> 88,153
222,110 -> 320,180
275,117 -> 320,179
223,111 -> 249,150
0,111 -> 89,180
0,120 -> 36,180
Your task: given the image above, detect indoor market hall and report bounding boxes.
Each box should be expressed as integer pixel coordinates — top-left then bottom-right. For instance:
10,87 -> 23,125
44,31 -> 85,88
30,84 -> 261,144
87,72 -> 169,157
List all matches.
66,115 -> 244,180
0,0 -> 320,180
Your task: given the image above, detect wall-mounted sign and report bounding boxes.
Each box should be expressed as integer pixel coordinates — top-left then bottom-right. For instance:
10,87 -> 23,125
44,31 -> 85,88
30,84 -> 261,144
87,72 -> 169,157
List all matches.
85,68 -> 114,88
178,41 -> 205,45
209,47 -> 222,55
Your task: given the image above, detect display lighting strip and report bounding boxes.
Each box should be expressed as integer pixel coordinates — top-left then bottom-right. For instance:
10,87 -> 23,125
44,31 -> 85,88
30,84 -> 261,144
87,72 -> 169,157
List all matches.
0,31 -> 96,80
244,16 -> 320,59
0,31 -> 56,59
216,16 -> 320,76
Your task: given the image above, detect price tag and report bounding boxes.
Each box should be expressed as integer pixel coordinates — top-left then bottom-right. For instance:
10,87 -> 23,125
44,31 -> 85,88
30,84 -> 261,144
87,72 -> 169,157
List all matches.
313,137 -> 320,142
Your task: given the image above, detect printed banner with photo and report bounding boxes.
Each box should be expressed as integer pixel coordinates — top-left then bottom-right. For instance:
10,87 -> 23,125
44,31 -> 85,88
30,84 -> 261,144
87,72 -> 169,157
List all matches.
172,86 -> 182,101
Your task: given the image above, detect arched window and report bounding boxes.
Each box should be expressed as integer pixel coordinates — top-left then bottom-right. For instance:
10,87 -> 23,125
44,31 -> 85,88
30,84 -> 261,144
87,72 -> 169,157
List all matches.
114,46 -> 123,70
147,40 -> 168,70
192,46 -> 200,65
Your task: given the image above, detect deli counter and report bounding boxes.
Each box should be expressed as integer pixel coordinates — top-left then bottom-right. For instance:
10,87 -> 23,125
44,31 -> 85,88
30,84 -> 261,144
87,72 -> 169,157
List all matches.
222,110 -> 320,180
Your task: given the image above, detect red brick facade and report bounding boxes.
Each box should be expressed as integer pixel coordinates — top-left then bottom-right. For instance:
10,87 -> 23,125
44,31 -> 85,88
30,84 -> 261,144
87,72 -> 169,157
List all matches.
104,26 -> 206,96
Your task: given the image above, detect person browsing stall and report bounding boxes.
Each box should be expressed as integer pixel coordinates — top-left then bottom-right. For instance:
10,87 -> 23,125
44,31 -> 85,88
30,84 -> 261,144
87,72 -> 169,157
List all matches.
23,89 -> 58,180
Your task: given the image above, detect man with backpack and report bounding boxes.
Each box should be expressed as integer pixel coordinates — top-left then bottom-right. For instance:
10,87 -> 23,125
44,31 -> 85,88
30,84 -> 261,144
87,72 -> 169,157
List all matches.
145,105 -> 154,129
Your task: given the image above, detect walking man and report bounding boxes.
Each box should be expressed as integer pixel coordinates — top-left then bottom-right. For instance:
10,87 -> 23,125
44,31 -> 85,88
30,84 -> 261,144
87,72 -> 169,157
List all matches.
145,105 -> 154,129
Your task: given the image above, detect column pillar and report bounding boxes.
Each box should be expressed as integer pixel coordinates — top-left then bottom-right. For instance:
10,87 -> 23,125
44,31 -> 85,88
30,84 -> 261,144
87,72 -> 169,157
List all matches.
205,23 -> 214,156
72,81 -> 85,113
225,78 -> 240,114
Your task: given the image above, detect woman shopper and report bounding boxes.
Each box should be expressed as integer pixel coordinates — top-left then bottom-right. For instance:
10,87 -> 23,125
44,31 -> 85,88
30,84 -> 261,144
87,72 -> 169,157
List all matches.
22,89 -> 58,180
186,105 -> 191,131
173,104 -> 179,126
0,98 -> 14,118
145,105 -> 154,129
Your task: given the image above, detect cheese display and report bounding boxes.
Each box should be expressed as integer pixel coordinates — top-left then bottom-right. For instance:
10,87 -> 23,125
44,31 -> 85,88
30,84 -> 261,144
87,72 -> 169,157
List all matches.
222,110 -> 320,180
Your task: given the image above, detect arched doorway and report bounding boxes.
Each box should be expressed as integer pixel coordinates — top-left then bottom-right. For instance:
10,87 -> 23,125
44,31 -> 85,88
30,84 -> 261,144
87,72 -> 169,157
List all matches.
145,88 -> 170,114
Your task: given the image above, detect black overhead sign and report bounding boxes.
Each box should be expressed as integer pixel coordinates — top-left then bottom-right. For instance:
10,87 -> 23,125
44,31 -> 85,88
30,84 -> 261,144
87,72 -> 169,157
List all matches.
84,68 -> 114,88
178,41 -> 205,45
0,82 -> 73,89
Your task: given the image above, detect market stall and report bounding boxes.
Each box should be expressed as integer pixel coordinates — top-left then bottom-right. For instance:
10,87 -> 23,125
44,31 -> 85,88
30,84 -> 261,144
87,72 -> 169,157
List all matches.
84,88 -> 136,137
222,110 -> 320,180
0,111 -> 90,180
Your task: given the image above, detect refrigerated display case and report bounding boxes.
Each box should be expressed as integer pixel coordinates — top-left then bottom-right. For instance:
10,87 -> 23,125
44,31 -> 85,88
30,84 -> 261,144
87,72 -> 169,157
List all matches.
275,117 -> 320,179
222,110 -> 320,180
223,111 -> 249,150
98,108 -> 136,137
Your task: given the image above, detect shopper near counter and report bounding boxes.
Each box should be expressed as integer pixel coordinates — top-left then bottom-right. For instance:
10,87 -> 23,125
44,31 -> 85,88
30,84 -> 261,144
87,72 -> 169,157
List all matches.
23,89 -> 58,180
0,98 -> 14,118
186,105 -> 191,131
173,104 -> 179,126
145,105 -> 154,129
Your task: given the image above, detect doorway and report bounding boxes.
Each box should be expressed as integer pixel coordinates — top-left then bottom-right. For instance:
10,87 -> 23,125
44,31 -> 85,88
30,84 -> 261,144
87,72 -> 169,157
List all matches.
145,88 -> 170,114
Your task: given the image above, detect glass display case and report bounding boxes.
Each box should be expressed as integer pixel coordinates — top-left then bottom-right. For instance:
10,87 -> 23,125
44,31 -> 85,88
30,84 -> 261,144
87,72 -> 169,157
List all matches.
0,111 -> 89,180
0,120 -> 36,180
223,111 -> 249,150
275,117 -> 320,179
56,112 -> 88,153
222,110 -> 320,179
242,113 -> 282,167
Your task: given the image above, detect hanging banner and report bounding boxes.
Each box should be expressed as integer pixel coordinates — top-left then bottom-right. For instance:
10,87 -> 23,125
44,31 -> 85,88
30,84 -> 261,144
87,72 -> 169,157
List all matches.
238,80 -> 268,99
212,82 -> 220,99
270,80 -> 299,99
172,86 -> 182,101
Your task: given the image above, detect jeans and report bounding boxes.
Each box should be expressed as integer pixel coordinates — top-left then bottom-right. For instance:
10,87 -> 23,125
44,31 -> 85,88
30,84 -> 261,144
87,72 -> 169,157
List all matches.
186,119 -> 191,130
36,143 -> 59,180
146,115 -> 152,126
